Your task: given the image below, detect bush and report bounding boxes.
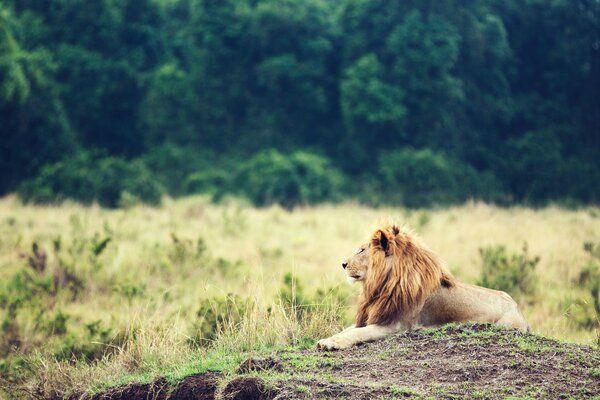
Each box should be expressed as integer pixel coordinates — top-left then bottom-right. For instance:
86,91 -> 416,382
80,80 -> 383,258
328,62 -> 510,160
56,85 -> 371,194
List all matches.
184,169 -> 230,197
377,148 -> 501,207
278,273 -> 351,324
18,152 -> 164,208
571,242 -> 600,330
232,149 -> 344,208
558,159 -> 600,204
189,294 -> 250,347
478,243 -> 540,299
500,131 -> 562,203
140,144 -> 216,196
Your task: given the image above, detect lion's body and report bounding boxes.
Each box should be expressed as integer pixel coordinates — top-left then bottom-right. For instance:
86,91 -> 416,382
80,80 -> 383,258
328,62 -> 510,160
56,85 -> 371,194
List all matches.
317,223 -> 530,351
418,282 -> 529,330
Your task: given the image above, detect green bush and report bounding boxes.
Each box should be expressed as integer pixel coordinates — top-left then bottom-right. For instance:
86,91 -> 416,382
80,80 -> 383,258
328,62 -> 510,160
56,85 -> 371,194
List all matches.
184,169 -> 230,197
140,144 -> 216,196
377,148 -> 501,207
53,320 -> 123,362
189,294 -> 250,347
278,273 -> 351,324
501,131 -> 561,203
559,159 -> 600,204
232,149 -> 344,208
18,152 -> 164,208
478,243 -> 540,299
572,242 -> 600,330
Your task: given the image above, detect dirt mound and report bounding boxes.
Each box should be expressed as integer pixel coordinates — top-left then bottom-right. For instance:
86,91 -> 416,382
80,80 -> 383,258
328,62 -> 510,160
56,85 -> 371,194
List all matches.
85,324 -> 600,399
169,372 -> 221,400
90,378 -> 169,400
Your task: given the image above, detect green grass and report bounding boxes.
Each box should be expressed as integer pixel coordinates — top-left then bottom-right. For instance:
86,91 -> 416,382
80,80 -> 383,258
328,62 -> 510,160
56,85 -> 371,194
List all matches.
390,385 -> 424,397
295,384 -> 309,393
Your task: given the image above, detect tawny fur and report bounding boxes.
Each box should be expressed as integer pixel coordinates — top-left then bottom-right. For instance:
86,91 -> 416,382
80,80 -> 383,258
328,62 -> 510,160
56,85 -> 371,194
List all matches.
317,223 -> 529,351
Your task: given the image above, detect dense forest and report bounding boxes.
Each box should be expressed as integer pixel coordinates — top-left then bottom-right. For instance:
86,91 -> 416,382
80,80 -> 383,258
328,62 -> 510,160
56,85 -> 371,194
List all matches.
1,0 -> 599,208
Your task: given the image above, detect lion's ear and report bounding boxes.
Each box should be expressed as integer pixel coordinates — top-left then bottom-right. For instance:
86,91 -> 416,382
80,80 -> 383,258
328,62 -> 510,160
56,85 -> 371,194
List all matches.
380,232 -> 389,252
371,229 -> 389,253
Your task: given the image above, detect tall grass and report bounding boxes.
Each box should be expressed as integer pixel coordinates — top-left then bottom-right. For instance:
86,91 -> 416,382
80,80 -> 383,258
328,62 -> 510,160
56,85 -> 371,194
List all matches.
0,195 -> 598,397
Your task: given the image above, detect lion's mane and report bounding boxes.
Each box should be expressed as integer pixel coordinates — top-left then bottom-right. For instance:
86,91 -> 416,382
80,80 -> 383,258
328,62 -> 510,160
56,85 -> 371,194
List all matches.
355,224 -> 456,327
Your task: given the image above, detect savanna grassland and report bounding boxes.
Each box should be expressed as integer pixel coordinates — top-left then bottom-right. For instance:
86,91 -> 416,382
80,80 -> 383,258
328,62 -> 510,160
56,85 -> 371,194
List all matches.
0,196 -> 599,398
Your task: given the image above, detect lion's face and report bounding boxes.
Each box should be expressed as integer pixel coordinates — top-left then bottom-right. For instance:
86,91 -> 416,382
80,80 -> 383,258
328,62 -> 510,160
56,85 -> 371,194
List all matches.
342,243 -> 369,284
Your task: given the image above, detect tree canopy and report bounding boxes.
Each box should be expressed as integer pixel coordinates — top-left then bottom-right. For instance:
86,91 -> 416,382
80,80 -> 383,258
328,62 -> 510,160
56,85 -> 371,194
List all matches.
1,0 -> 599,207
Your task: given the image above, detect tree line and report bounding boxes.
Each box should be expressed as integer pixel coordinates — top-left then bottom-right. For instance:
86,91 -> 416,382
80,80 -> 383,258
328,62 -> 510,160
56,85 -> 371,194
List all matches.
1,0 -> 599,207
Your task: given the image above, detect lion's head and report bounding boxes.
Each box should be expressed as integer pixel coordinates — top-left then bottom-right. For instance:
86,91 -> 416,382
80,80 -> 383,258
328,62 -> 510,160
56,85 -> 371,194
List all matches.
348,223 -> 455,328
341,243 -> 370,283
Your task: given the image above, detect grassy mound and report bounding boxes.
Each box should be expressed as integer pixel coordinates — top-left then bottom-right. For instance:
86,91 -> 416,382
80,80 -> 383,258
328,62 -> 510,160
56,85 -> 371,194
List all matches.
78,324 -> 600,400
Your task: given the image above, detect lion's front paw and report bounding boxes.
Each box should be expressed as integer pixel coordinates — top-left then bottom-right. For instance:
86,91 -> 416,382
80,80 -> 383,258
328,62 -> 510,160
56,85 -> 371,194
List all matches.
316,338 -> 338,351
316,336 -> 352,351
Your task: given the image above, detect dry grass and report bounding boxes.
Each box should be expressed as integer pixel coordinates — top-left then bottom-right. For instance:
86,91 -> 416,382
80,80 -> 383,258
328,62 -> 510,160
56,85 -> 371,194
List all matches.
0,195 -> 598,398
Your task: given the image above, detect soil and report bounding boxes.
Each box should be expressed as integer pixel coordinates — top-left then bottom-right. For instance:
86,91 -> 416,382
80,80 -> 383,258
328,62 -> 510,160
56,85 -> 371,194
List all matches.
84,324 -> 600,399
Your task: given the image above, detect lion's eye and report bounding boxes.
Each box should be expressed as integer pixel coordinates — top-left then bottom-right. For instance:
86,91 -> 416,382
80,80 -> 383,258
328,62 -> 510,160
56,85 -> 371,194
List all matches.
359,248 -> 365,253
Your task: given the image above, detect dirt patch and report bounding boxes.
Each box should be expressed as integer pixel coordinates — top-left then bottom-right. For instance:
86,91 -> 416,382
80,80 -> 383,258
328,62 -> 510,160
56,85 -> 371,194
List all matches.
90,378 -> 169,400
265,324 -> 600,399
237,357 -> 283,374
221,376 -> 277,400
169,372 -> 221,400
85,324 -> 600,399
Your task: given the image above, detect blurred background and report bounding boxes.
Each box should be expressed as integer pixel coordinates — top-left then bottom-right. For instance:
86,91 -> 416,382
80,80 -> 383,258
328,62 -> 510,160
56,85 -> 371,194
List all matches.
1,0 -> 599,209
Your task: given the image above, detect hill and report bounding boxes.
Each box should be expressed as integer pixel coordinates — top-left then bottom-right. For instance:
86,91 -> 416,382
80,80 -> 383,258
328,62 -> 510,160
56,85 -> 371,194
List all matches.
81,324 -> 600,400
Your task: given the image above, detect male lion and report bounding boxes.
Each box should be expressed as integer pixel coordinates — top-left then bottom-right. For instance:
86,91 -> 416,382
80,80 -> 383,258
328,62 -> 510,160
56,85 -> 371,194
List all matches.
317,223 -> 530,350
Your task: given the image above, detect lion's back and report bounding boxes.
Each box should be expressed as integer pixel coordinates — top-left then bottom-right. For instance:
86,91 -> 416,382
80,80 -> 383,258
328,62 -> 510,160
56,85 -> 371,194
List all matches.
418,283 -> 527,330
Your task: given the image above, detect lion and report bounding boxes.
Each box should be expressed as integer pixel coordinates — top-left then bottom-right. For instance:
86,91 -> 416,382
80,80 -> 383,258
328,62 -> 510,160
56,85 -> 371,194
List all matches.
317,223 -> 530,350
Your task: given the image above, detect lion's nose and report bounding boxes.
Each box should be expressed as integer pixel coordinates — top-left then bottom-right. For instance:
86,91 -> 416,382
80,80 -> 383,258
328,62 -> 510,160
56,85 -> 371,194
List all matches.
342,262 -> 348,269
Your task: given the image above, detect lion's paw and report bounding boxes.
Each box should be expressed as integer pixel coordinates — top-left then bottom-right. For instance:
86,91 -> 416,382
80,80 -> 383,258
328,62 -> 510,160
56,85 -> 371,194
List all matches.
316,338 -> 338,351
316,337 -> 351,351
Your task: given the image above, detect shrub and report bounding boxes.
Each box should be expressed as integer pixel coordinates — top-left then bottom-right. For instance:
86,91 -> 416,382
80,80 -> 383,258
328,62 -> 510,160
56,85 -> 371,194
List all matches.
168,233 -> 207,266
140,144 -> 216,196
377,148 -> 501,207
189,294 -> 250,347
501,130 -> 562,203
278,273 -> 313,321
571,242 -> 600,330
232,149 -> 344,208
184,169 -> 230,197
278,273 -> 351,324
559,159 -> 600,204
478,243 -> 540,299
53,320 -> 123,362
18,152 -> 164,208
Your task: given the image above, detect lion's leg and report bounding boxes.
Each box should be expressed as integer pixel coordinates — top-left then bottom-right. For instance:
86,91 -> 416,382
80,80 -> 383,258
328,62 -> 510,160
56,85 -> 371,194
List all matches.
316,324 -> 399,351
496,312 -> 530,332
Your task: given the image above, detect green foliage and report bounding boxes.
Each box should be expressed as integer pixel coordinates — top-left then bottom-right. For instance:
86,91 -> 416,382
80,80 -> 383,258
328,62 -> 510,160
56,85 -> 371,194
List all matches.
46,310 -> 69,336
377,148 -> 501,207
232,150 -> 344,208
140,144 -> 215,196
571,242 -> 600,331
278,273 -> 350,324
478,243 -> 540,299
184,170 -> 230,197
18,152 -> 164,208
341,53 -> 406,128
2,0 -> 600,206
53,320 -> 122,362
168,233 -> 207,266
502,131 -> 563,203
189,294 -> 250,347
